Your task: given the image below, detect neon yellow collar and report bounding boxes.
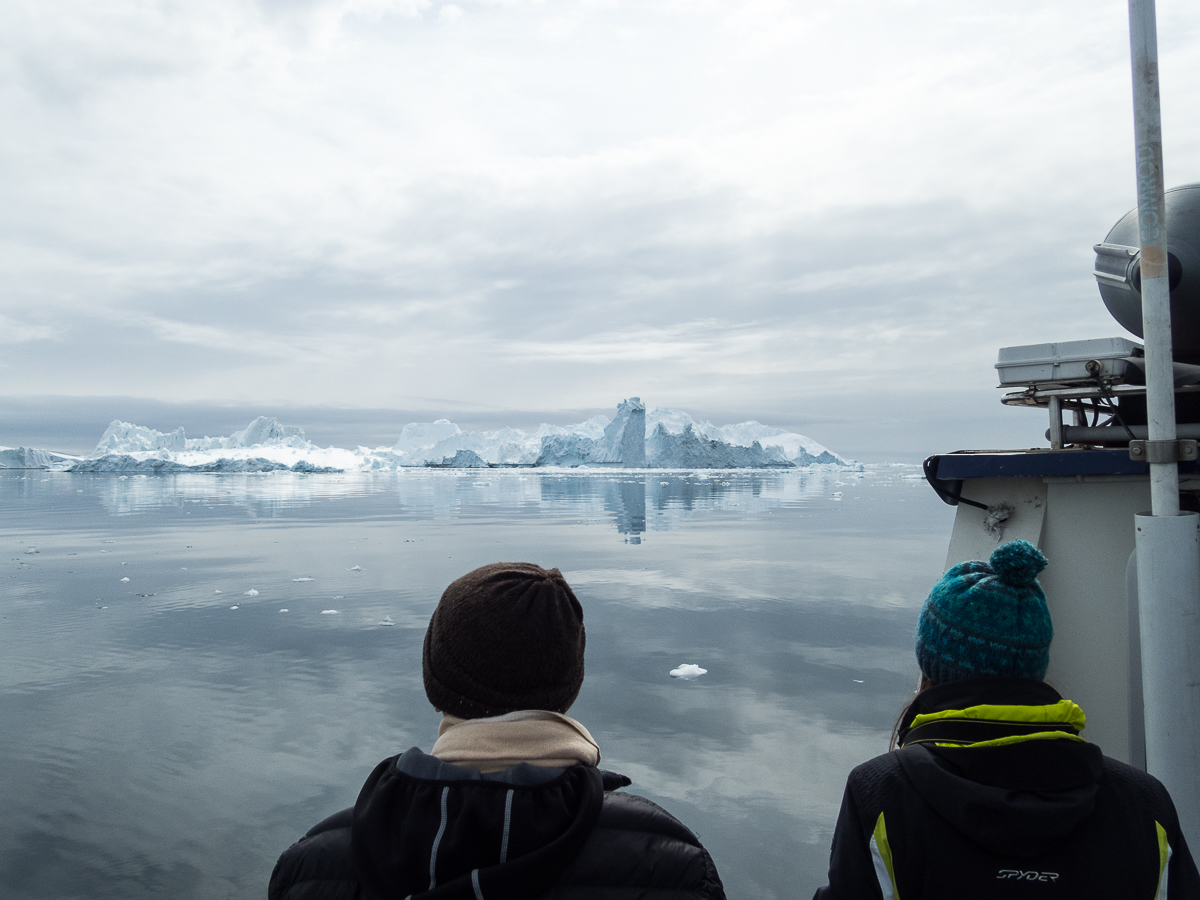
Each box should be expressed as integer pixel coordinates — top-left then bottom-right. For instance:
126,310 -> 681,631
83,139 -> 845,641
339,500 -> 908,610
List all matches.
903,700 -> 1087,749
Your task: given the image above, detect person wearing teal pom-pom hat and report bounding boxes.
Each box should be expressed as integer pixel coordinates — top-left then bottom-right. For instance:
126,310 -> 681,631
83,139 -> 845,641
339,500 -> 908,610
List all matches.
814,540 -> 1199,900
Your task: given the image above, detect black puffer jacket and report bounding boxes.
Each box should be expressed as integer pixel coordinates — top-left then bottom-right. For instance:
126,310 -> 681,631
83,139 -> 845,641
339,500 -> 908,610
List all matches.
814,678 -> 1200,899
270,748 -> 725,900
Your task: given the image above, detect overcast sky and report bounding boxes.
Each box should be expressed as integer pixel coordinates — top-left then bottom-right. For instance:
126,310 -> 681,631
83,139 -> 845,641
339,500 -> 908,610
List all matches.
3,0 -> 1199,460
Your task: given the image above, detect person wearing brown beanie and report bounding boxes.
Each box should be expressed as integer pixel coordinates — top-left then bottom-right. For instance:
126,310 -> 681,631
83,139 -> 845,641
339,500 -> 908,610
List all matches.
423,562 -> 586,720
269,562 -> 726,900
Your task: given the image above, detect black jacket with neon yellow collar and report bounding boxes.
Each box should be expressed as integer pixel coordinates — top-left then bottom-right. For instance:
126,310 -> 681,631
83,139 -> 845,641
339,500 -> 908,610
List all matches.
813,678 -> 1199,899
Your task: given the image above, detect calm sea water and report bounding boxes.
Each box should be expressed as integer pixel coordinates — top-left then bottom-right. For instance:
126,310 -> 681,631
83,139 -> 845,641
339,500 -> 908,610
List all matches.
0,467 -> 953,899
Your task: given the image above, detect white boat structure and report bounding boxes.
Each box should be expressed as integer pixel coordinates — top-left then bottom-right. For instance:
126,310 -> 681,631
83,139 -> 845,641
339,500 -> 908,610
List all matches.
924,0 -> 1198,859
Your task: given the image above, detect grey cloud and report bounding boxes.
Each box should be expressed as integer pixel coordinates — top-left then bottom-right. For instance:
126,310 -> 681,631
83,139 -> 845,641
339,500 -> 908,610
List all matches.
0,0 -> 1188,460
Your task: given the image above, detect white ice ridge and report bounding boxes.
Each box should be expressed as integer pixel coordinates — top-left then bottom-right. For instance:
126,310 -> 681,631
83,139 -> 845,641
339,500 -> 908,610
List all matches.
93,416 -> 309,454
395,398 -> 848,469
23,401 -> 853,474
0,446 -> 80,469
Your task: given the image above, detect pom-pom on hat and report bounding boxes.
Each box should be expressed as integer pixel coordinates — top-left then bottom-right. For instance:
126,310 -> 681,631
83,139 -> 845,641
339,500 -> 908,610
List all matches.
916,539 -> 1053,684
423,562 -> 586,719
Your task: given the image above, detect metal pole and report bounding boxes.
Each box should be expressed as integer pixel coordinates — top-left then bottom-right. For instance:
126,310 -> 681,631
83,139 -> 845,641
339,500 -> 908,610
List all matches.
1135,513 -> 1200,855
1048,396 -> 1063,449
1129,0 -> 1200,859
1128,0 -> 1178,516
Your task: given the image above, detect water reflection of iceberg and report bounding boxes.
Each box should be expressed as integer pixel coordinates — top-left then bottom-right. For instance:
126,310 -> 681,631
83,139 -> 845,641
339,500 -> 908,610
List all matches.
612,479 -> 646,539
86,468 -> 857,533
538,470 -> 850,538
94,472 -> 377,517
537,475 -> 645,538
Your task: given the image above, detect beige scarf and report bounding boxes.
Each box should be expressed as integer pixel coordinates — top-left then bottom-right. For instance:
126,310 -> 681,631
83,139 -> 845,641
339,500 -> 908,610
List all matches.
431,710 -> 601,773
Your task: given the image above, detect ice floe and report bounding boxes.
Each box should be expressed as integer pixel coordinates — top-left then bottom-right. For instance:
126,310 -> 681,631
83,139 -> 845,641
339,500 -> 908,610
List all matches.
669,663 -> 708,679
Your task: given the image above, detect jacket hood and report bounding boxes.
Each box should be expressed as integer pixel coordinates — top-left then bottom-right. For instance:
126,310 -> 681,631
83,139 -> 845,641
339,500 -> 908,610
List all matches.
351,748 -> 629,900
895,678 -> 1105,857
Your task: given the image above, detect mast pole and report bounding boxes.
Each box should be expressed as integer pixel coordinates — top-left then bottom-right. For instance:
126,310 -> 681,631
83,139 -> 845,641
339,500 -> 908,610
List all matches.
1128,0 -> 1177,512
1129,0 -> 1200,856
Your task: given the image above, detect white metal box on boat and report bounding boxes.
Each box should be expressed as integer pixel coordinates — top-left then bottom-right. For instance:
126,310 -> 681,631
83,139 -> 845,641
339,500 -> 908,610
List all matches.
995,337 -> 1142,386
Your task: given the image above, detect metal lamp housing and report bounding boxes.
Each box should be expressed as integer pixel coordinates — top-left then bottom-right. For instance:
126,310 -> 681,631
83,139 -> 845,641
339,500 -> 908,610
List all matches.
1095,182 -> 1200,355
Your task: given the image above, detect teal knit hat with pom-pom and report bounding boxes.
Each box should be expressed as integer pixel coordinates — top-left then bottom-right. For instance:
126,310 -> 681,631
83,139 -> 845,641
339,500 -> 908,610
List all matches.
916,539 -> 1053,684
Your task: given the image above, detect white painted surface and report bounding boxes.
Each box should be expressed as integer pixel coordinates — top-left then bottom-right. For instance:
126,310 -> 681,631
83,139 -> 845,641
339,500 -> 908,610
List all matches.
945,475 -> 1152,763
945,477 -> 1047,567
1135,511 -> 1200,853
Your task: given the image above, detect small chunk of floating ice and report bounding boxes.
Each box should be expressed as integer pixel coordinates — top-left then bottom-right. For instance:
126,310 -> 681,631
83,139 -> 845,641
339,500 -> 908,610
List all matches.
332,595 -> 344,600
181,567 -> 187,571
321,609 -> 338,615
853,679 -> 864,684
244,589 -> 259,596
214,590 -> 223,594
279,608 -> 289,613
669,663 -> 708,680
24,548 -> 38,554
229,605 -> 239,610
348,566 -> 361,571
120,577 -> 130,583
380,615 -> 394,626
660,481 -> 670,485
831,492 -> 843,500
292,577 -> 314,582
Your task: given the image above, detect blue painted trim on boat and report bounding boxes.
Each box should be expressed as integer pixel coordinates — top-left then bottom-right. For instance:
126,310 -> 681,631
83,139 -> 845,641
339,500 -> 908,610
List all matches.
930,449 -> 1200,480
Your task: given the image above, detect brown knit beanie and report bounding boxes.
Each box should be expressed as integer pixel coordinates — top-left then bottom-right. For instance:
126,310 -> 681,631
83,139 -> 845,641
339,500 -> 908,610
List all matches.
422,562 -> 586,719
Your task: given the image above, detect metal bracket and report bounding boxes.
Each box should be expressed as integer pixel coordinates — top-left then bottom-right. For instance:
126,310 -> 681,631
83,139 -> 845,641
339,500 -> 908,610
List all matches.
1093,242 -> 1140,292
1129,439 -> 1199,463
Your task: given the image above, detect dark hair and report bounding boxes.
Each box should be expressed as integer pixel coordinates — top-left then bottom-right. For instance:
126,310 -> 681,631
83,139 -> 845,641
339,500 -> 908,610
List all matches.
890,673 -> 934,750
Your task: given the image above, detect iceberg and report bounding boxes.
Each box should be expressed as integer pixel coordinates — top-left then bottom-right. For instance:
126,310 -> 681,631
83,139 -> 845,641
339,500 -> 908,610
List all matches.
19,399 -> 851,475
70,417 -> 353,473
644,408 -> 845,466
393,420 -> 463,454
95,416 -> 310,455
70,455 -> 195,474
646,423 -> 791,468
68,455 -> 315,474
430,449 -> 490,468
0,447 -> 59,469
537,398 -> 647,467
94,421 -> 188,454
600,397 -> 647,467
